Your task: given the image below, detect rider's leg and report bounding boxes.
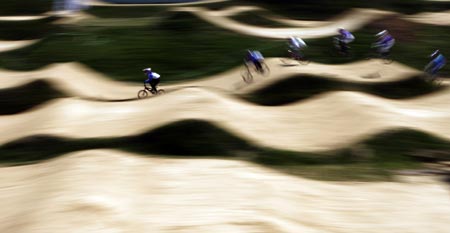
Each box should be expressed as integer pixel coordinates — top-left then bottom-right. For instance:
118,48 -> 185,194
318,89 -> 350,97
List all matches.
254,60 -> 262,71
150,79 -> 159,93
339,40 -> 348,55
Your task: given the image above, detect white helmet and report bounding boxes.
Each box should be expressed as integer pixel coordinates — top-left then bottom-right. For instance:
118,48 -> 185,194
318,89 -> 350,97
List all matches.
289,36 -> 306,47
431,50 -> 441,59
376,30 -> 388,37
142,68 -> 151,72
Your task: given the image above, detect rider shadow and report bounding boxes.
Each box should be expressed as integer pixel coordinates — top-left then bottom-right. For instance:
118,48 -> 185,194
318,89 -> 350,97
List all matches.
361,72 -> 381,79
279,64 -> 299,67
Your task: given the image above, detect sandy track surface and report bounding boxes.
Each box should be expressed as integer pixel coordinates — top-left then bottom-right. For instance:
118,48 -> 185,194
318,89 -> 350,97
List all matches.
171,6 -> 450,39
0,16 -> 49,21
0,40 -> 40,53
404,10 -> 450,26
1,85 -> 450,152
172,7 -> 394,39
0,58 -> 421,100
1,149 -> 449,233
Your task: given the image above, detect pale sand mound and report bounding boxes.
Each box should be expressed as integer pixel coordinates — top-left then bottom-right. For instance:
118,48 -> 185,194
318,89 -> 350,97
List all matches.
0,149 -> 449,233
0,16 -> 48,21
0,58 -> 421,100
0,40 -> 40,53
171,6 -> 450,39
404,10 -> 450,26
1,87 -> 450,152
171,7 -> 395,39
0,62 -> 139,100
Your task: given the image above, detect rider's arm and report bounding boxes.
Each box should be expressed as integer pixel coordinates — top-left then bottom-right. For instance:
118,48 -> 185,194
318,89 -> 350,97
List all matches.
145,73 -> 153,83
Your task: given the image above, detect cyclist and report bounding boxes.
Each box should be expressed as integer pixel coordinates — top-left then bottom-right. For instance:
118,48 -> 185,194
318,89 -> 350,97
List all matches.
245,50 -> 264,72
334,28 -> 355,55
373,30 -> 395,57
143,67 -> 161,93
425,50 -> 446,76
287,36 -> 307,59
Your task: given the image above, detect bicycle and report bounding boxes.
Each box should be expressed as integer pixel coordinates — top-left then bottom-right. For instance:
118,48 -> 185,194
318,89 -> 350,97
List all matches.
280,49 -> 310,65
365,45 -> 393,64
330,37 -> 353,58
241,59 -> 270,83
137,82 -> 165,99
422,66 -> 442,85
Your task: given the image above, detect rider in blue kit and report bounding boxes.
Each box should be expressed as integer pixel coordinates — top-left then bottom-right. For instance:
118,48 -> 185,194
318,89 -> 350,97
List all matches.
335,28 -> 355,55
245,50 -> 264,72
373,30 -> 395,57
143,68 -> 161,93
288,36 -> 307,58
426,50 -> 446,76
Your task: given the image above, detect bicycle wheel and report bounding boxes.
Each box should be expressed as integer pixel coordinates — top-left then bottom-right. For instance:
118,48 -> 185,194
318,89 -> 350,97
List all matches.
382,57 -> 394,64
156,89 -> 165,95
280,57 -> 296,66
260,62 -> 270,77
298,57 -> 310,65
137,90 -> 148,99
241,66 -> 253,83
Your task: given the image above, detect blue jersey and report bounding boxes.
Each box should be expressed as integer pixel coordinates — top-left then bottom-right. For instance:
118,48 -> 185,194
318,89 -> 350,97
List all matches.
380,35 -> 394,46
340,30 -> 355,43
145,72 -> 160,83
145,72 -> 153,83
430,54 -> 446,74
433,54 -> 446,66
249,51 -> 264,62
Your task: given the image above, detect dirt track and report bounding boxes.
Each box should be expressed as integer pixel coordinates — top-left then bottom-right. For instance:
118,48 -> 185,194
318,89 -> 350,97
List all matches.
0,149 -> 449,233
1,3 -> 450,232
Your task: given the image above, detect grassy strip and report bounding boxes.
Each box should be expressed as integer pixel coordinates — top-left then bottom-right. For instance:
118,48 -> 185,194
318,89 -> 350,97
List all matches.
0,80 -> 65,115
0,12 -> 284,83
0,0 -> 53,16
86,5 -> 168,18
243,75 -> 444,106
0,12 -> 448,83
0,17 -> 58,40
1,120 -> 449,181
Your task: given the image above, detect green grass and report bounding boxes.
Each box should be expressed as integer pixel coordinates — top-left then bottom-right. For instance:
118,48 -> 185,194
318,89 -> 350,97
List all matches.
0,5 -> 449,83
0,12 -> 284,83
0,0 -> 53,16
0,80 -> 65,115
244,75 -> 444,106
1,120 -> 449,181
0,17 -> 58,40
86,5 -> 168,18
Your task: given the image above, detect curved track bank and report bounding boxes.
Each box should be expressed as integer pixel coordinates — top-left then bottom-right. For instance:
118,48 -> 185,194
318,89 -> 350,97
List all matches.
0,59 -> 421,100
0,39 -> 40,53
171,6 -> 450,39
0,149 -> 449,233
0,86 -> 450,152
